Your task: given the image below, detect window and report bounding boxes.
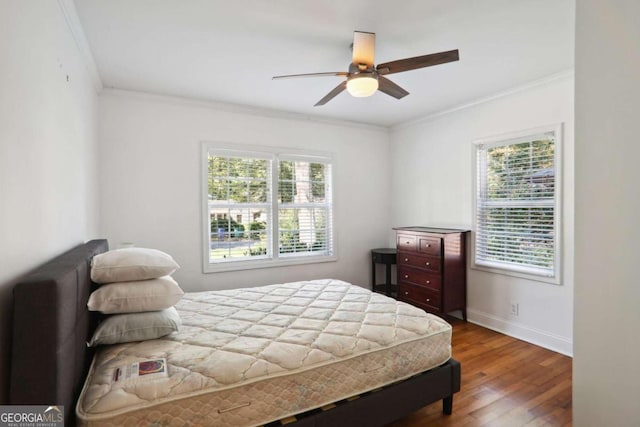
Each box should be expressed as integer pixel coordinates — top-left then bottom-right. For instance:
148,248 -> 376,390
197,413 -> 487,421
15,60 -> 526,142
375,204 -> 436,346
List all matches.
473,124 -> 562,283
203,144 -> 335,272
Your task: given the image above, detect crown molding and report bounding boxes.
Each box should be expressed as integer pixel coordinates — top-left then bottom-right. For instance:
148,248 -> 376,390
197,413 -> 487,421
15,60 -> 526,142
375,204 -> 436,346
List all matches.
56,0 -> 103,92
100,88 -> 389,133
392,69 -> 575,131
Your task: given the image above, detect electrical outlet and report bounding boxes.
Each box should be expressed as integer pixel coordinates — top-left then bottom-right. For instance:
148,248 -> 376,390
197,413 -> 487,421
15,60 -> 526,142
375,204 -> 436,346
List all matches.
510,302 -> 519,317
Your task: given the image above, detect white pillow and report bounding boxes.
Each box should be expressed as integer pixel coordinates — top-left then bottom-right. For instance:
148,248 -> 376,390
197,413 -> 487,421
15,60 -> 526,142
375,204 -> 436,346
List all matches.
91,248 -> 179,283
88,276 -> 184,314
88,307 -> 182,347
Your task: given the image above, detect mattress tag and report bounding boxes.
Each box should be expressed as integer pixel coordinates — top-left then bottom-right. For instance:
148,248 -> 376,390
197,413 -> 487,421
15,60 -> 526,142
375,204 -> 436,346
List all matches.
113,358 -> 167,382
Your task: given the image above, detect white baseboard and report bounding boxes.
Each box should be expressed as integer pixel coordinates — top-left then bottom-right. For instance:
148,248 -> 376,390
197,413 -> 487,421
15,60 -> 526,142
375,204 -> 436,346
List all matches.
466,308 -> 573,357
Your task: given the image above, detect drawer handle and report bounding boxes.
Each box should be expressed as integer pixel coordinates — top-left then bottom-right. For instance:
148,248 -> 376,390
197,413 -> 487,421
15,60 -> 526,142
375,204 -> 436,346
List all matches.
425,262 -> 430,266
404,258 -> 409,262
426,280 -> 430,284
425,244 -> 431,247
426,298 -> 431,302
404,291 -> 409,296
404,274 -> 409,279
405,241 -> 411,245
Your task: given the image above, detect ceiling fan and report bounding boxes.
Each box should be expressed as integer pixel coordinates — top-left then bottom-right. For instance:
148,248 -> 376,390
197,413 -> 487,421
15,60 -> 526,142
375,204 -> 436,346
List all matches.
272,31 -> 459,106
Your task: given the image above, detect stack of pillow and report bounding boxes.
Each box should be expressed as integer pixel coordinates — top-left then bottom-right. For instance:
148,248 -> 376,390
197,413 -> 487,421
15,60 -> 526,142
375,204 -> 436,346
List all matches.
87,247 -> 183,347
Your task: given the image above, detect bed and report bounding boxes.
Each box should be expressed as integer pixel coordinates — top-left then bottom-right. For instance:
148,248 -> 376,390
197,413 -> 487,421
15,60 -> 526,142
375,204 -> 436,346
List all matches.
9,240 -> 461,426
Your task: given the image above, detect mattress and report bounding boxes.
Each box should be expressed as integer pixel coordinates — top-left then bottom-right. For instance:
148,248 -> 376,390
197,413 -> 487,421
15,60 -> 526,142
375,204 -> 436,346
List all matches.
76,279 -> 452,427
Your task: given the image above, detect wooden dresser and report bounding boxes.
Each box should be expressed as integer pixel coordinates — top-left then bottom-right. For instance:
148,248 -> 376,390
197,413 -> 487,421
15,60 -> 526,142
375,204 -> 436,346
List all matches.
393,227 -> 469,320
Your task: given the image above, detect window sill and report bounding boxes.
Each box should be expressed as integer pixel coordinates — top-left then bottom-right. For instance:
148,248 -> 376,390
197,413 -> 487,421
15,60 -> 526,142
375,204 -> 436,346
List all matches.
471,263 -> 561,285
204,255 -> 338,273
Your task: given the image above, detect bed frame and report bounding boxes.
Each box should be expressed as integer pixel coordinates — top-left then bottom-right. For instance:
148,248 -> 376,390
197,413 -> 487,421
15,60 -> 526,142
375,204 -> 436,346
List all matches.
9,240 -> 460,426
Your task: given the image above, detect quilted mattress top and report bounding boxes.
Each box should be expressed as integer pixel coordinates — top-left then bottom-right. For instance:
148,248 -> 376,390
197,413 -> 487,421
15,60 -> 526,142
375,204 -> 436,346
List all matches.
77,279 -> 452,420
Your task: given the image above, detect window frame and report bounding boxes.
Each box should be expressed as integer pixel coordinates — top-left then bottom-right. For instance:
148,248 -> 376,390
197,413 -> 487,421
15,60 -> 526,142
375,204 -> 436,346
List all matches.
201,142 -> 337,273
471,124 -> 563,285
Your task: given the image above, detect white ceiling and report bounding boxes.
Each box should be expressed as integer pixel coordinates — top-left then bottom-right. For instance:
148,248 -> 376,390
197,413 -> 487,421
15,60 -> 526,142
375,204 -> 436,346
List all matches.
73,0 -> 575,127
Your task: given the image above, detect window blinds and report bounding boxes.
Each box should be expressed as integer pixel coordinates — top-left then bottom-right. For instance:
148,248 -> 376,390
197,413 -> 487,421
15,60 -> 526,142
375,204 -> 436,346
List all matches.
208,153 -> 273,261
278,158 -> 333,257
475,131 -> 557,277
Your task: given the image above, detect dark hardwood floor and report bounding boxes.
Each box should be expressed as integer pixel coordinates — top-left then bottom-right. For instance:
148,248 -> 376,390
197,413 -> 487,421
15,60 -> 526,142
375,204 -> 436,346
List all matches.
391,321 -> 572,427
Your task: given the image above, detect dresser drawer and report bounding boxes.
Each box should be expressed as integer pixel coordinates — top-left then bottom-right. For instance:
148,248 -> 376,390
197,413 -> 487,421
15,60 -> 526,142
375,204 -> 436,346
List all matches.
418,236 -> 441,256
398,266 -> 441,291
397,234 -> 417,251
397,252 -> 441,273
399,283 -> 441,312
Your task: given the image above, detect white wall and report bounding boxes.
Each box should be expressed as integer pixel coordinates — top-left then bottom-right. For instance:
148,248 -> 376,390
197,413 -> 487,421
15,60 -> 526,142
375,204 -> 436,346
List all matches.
389,74 -> 574,355
574,1 -> 640,425
98,91 -> 390,292
0,1 -> 100,403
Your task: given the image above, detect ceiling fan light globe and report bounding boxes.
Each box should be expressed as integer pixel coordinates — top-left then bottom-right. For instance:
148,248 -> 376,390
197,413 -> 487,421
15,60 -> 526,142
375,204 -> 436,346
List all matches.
346,75 -> 378,97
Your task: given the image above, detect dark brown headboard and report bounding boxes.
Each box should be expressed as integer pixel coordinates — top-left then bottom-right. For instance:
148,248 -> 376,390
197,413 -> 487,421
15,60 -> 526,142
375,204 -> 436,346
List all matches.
9,239 -> 108,426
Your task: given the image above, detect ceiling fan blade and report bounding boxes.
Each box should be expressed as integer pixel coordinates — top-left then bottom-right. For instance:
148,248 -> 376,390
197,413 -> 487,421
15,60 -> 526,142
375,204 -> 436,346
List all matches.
352,31 -> 375,67
314,81 -> 347,106
377,49 -> 459,75
377,76 -> 409,99
273,71 -> 348,80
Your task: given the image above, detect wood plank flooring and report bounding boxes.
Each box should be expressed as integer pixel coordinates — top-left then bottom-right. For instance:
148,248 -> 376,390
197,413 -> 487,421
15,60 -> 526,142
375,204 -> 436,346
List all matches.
391,321 -> 572,427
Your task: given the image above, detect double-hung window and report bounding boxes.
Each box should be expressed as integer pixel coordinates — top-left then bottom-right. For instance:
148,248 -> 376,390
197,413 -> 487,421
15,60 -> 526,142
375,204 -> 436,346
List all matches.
203,144 -> 335,272
473,125 -> 562,283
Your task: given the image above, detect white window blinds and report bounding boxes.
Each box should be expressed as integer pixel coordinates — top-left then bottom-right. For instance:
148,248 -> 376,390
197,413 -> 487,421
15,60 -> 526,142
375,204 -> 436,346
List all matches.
204,145 -> 334,270
207,152 -> 273,262
277,157 -> 333,257
475,127 -> 560,280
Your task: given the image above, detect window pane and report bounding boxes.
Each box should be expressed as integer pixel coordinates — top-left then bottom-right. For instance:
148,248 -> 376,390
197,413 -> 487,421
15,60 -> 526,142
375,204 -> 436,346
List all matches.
278,181 -> 294,204
248,159 -> 268,178
209,179 -> 227,201
310,163 -> 326,200
486,139 -> 555,200
209,155 -> 270,205
477,206 -> 555,269
228,180 -> 247,203
227,157 -> 246,177
209,208 -> 270,261
209,156 -> 227,177
279,161 -> 329,204
249,180 -> 268,203
278,160 -> 294,203
278,207 -> 329,255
